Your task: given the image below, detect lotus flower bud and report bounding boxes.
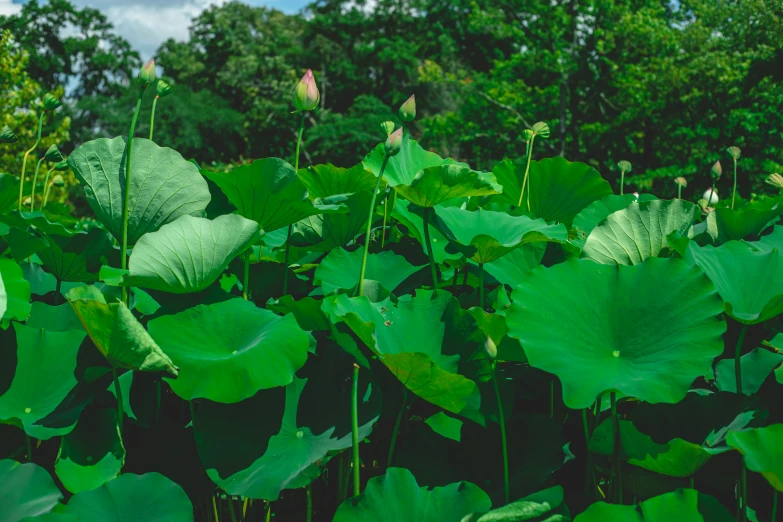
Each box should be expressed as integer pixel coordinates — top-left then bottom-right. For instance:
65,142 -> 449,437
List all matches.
44,144 -> 63,162
43,93 -> 62,111
675,176 -> 688,187
138,58 -> 156,89
766,173 -> 783,190
710,161 -> 722,180
381,121 -> 395,137
53,159 -> 69,171
292,69 -> 320,112
703,188 -> 719,205
156,79 -> 173,98
617,160 -> 632,173
398,94 -> 416,122
532,121 -> 550,138
523,129 -> 534,142
51,174 -> 65,187
0,125 -> 17,143
385,127 -> 402,157
727,146 -> 741,160
484,337 -> 497,361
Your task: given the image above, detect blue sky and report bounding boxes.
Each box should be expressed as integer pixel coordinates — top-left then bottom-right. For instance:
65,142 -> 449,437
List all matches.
1,0 -> 311,57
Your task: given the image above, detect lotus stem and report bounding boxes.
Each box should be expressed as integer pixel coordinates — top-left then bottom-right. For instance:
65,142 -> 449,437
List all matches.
54,279 -> 61,306
740,464 -> 747,522
620,170 -> 625,196
358,156 -> 389,297
387,386 -> 408,468
149,96 -> 159,141
243,498 -> 249,518
30,156 -> 45,211
228,497 -> 237,522
306,484 -> 312,522
479,263 -> 485,309
611,392 -> 622,503
351,363 -> 361,497
41,167 -> 55,210
121,91 -> 145,305
690,476 -> 695,489
422,207 -> 438,287
242,250 -> 250,300
112,366 -> 123,436
491,362 -> 510,504
735,325 -> 748,394
732,157 -> 738,209
19,112 -> 45,212
212,495 -> 220,522
773,489 -> 778,521
519,134 -> 536,209
462,265 -> 469,287
583,408 -> 594,498
708,181 -> 716,209
283,113 -> 307,296
381,182 -> 388,248
265,502 -> 271,522
678,184 -> 682,200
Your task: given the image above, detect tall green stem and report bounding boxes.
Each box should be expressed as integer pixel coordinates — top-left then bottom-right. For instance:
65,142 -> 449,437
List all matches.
740,464 -> 747,522
620,170 -> 625,196
735,325 -> 748,394
306,484 -> 312,522
358,156 -> 389,297
678,184 -> 682,200
242,250 -> 250,300
283,113 -> 307,295
121,91 -> 145,305
732,158 -> 738,209
30,157 -> 45,211
41,167 -> 54,210
19,112 -> 45,212
422,207 -> 438,287
228,497 -> 237,522
212,496 -> 220,522
149,96 -> 159,141
351,363 -> 361,497
611,392 -> 622,503
381,182 -> 389,248
491,362 -> 509,504
708,181 -> 716,209
112,367 -> 124,436
387,387 -> 408,467
479,263 -> 485,310
519,135 -> 536,210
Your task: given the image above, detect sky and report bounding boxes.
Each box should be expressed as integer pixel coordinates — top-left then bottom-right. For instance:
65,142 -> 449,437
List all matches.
0,0 -> 310,57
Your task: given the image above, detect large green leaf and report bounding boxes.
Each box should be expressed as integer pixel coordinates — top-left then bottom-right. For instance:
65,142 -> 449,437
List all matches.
290,190 -> 372,252
333,467 -> 491,522
715,347 -> 783,394
581,199 -> 699,265
0,459 -> 62,521
128,214 -> 260,294
0,211 -> 77,238
37,228 -> 114,283
54,404 -> 124,494
66,285 -> 178,376
463,486 -> 570,522
704,198 -> 783,245
297,163 -> 378,199
480,244 -> 545,287
727,424 -> 783,491
506,258 -> 726,409
193,346 -> 381,500
432,206 -> 567,264
363,134 -> 453,186
392,198 -> 460,264
323,290 -> 483,419
0,173 -> 22,213
0,324 -> 85,439
147,298 -> 309,403
62,472 -> 193,521
203,158 -> 340,232
574,489 -> 733,521
685,241 -> 783,324
67,136 -> 211,245
314,247 -> 424,294
746,225 -> 783,253
572,194 -> 657,247
0,258 -> 31,327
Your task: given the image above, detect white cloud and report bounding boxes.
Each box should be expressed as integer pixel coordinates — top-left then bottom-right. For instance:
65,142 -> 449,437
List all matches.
0,0 -> 21,16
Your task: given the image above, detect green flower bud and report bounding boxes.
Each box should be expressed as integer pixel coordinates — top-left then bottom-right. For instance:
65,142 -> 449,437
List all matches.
384,127 -> 402,157
674,176 -> 687,187
0,124 -> 17,143
727,146 -> 741,160
380,121 -> 395,137
711,161 -> 722,180
617,160 -> 632,173
523,129 -> 534,142
138,58 -> 156,89
532,121 -> 550,138
484,337 -> 497,360
53,160 -> 69,171
43,93 -> 62,111
292,69 -> 320,112
156,79 -> 173,98
51,174 -> 65,187
398,94 -> 416,122
766,173 -> 783,190
44,144 -> 63,162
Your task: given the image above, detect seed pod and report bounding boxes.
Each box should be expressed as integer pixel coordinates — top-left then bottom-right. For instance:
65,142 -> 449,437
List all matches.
766,173 -> 783,190
727,146 -> 741,160
617,160 -> 632,173
0,125 -> 17,143
156,79 -> 173,98
523,129 -> 534,142
398,94 -> 416,122
43,93 -> 62,111
674,176 -> 688,187
138,58 -> 156,89
44,144 -> 63,162
380,121 -> 395,137
292,69 -> 320,112
53,160 -> 69,171
385,127 -> 403,157
52,174 -> 65,187
532,121 -> 550,138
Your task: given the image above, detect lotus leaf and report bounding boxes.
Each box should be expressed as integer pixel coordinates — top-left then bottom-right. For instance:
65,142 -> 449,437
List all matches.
575,489 -> 733,521
462,486 -> 570,522
715,347 -> 783,394
572,194 -> 657,247
0,258 -> 31,326
314,247 -> 423,294
297,162 -> 378,199
704,198 -> 783,245
37,228 -> 114,283
726,424 -> 783,491
0,459 -> 62,521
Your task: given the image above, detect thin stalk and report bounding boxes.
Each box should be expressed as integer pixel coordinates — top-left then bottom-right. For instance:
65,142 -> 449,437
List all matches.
228,497 -> 237,522
351,363 -> 361,497
381,183 -> 389,248
519,135 -> 536,209
708,180 -> 716,209
212,495 -> 220,522
358,156 -> 389,296
306,484 -> 312,522
462,265 -> 469,287
732,158 -> 738,209
265,502 -> 271,522
740,464 -> 747,522
735,325 -> 748,394
773,489 -> 778,521
19,112 -> 45,212
121,91 -> 145,305
422,207 -> 438,287
243,498 -> 249,518
611,392 -> 622,503
479,263 -> 485,310
41,167 -> 54,210
149,96 -> 159,141
242,250 -> 250,300
112,367 -> 124,436
283,113 -> 307,295
30,157 -> 45,211
620,169 -> 626,196
678,184 -> 682,200
25,434 -> 32,462
491,362 -> 510,504
387,387 -> 408,467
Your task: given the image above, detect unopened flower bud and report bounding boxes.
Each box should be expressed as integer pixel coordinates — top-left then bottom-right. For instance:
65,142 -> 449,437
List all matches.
727,146 -> 741,160
617,160 -> 632,173
44,144 -> 63,162
703,188 -> 719,205
398,94 -> 416,122
292,69 -> 320,112
138,58 -> 156,89
523,129 -> 534,142
0,125 -> 17,143
53,160 -> 69,171
711,161 -> 722,180
156,79 -> 173,98
484,337 -> 497,360
51,174 -> 65,187
532,121 -> 550,138
675,176 -> 687,187
43,93 -> 62,111
381,121 -> 394,137
384,127 -> 402,156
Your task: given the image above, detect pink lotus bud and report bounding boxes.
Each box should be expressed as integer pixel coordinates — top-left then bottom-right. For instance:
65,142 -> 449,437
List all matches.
292,69 -> 320,112
138,58 -> 156,89
384,127 -> 402,156
398,95 -> 416,122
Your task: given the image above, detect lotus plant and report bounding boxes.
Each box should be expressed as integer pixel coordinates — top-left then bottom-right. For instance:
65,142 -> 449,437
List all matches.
617,160 -> 632,195
30,144 -> 63,211
42,161 -> 68,208
380,121 -> 394,247
398,94 -> 415,123
149,79 -> 173,141
519,121 -> 550,210
0,124 -> 17,143
675,176 -> 687,199
728,145 -> 741,208
18,93 -> 61,212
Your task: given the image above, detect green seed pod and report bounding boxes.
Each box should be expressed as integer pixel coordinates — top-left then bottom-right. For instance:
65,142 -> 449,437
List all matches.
710,161 -> 722,180
523,129 -> 534,142
43,93 -> 62,111
51,174 -> 65,187
765,173 -> 783,190
617,160 -> 632,173
532,121 -> 550,138
727,146 -> 741,160
156,79 -> 173,98
674,176 -> 688,187
398,94 -> 416,123
384,127 -> 402,157
380,121 -> 395,137
138,58 -> 156,89
292,69 -> 320,112
484,337 -> 497,361
44,144 -> 63,162
0,124 -> 17,143
53,159 -> 69,171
